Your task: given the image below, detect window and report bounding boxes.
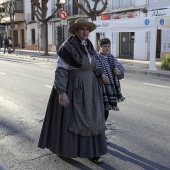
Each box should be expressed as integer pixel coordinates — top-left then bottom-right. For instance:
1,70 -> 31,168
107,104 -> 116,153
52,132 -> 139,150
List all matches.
15,0 -> 23,12
112,0 -> 135,9
31,29 -> 35,44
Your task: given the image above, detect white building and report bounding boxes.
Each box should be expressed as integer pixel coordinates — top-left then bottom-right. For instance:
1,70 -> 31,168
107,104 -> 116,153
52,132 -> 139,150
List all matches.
89,0 -> 148,60
23,0 -> 170,65
148,0 -> 170,59
25,0 -> 54,51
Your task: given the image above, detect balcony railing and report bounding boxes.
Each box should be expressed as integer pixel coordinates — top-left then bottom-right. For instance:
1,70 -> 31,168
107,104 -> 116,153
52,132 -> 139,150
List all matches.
4,0 -> 23,13
112,0 -> 135,9
51,4 -> 84,18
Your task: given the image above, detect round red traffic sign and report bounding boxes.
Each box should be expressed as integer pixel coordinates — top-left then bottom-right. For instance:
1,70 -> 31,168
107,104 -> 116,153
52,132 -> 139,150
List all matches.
59,10 -> 68,20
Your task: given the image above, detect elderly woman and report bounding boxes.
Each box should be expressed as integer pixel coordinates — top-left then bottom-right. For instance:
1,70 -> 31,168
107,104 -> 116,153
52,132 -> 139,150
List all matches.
38,18 -> 108,163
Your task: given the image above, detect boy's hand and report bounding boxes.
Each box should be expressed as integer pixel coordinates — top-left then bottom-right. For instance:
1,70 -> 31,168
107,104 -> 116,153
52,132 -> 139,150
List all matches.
101,74 -> 110,84
114,68 -> 120,75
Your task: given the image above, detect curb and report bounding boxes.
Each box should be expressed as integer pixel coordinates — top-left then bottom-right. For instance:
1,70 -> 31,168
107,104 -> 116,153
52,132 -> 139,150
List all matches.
1,53 -> 170,78
125,68 -> 170,78
1,53 -> 57,62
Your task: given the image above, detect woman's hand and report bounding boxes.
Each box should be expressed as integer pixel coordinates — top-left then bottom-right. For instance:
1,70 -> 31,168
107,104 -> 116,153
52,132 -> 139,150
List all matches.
59,93 -> 69,107
100,74 -> 110,84
114,68 -> 120,75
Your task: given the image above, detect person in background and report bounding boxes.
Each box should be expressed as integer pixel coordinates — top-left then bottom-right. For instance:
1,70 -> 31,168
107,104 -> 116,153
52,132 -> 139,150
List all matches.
8,37 -> 12,54
38,18 -> 109,163
96,38 -> 125,142
3,36 -> 9,54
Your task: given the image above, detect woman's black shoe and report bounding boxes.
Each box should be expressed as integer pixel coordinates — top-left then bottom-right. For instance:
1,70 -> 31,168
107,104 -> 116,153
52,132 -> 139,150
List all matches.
90,156 -> 104,163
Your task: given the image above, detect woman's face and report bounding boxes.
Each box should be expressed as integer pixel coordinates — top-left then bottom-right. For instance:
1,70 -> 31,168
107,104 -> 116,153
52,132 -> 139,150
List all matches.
75,27 -> 90,40
99,44 -> 111,56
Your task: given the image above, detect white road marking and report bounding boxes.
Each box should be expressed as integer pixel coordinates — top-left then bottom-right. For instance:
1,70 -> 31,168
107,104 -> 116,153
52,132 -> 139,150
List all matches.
0,72 -> 6,75
44,85 -> 52,88
144,83 -> 170,89
40,65 -> 48,67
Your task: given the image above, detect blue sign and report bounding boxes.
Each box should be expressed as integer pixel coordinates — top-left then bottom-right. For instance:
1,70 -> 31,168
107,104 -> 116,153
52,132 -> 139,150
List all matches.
160,18 -> 164,25
144,19 -> 150,25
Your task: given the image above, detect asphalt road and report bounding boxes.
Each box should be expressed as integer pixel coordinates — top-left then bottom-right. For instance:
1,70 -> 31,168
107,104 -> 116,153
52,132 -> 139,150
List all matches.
0,56 -> 170,170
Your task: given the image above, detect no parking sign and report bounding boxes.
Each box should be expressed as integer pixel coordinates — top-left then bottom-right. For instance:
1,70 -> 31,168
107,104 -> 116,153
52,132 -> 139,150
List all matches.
59,10 -> 68,20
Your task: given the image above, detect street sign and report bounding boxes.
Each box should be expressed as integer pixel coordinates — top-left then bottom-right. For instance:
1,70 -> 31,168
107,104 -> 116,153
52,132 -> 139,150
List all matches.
59,10 -> 68,20
37,20 -> 40,29
61,19 -> 67,25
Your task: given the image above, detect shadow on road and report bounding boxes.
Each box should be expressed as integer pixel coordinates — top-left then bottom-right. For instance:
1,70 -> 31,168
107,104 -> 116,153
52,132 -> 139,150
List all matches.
59,156 -> 116,170
108,143 -> 170,170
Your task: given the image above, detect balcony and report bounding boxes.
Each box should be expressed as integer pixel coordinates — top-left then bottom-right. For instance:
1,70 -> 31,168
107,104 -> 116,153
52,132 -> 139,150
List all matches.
0,0 -> 24,24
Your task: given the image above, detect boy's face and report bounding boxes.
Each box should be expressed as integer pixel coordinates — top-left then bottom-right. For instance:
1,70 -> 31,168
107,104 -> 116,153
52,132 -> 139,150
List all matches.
99,43 -> 111,56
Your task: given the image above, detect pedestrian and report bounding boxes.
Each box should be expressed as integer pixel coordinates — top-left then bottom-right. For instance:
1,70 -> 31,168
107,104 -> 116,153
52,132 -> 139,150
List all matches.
8,37 -> 12,54
96,38 -> 125,122
3,36 -> 9,54
38,18 -> 109,163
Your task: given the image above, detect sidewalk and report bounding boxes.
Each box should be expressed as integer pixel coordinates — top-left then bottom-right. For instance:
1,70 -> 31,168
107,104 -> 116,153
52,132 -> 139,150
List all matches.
1,49 -> 170,78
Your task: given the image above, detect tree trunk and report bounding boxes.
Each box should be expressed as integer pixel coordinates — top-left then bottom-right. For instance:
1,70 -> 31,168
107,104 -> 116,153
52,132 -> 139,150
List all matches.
43,21 -> 49,56
11,18 -> 15,52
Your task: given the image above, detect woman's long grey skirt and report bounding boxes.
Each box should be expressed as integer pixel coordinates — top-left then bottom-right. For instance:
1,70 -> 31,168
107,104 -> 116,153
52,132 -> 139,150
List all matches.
38,71 -> 107,158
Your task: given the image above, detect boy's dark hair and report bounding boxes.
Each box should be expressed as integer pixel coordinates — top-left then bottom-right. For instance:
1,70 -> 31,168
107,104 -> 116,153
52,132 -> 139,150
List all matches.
98,38 -> 111,47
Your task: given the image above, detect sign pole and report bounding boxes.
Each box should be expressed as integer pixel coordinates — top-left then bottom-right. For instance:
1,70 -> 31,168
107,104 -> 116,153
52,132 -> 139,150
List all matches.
38,28 -> 40,56
37,20 -> 40,56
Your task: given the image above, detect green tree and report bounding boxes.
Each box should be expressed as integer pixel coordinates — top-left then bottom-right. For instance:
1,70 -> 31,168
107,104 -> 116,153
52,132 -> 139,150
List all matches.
73,0 -> 108,21
31,0 -> 62,55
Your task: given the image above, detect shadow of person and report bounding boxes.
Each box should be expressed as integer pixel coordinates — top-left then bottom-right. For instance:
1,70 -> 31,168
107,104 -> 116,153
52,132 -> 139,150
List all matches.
58,156 -> 116,170
108,143 -> 169,170
58,157 -> 93,170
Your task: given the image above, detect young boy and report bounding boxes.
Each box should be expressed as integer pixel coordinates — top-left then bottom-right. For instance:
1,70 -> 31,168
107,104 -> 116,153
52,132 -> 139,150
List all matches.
96,38 -> 125,122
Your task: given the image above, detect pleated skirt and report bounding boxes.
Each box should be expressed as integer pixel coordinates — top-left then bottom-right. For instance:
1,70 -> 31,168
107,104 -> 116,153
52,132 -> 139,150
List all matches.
38,71 -> 108,158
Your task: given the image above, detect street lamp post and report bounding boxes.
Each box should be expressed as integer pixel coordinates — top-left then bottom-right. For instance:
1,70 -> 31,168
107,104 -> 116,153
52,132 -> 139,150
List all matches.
4,0 -> 16,52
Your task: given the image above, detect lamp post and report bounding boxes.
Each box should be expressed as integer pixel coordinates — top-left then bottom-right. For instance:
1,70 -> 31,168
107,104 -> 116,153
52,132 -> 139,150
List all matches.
4,0 -> 16,52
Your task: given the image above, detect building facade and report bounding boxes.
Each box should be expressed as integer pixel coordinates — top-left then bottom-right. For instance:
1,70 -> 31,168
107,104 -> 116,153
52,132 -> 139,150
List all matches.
148,0 -> 170,59
0,0 -> 25,49
1,0 -> 170,62
89,0 -> 149,60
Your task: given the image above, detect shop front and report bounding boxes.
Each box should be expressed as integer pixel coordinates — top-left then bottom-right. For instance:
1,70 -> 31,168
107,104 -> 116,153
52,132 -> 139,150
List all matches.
89,16 -> 170,70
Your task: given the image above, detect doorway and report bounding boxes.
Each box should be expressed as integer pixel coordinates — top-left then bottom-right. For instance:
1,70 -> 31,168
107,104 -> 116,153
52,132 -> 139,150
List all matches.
119,32 -> 134,59
14,30 -> 18,48
21,29 -> 25,48
156,30 -> 161,58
